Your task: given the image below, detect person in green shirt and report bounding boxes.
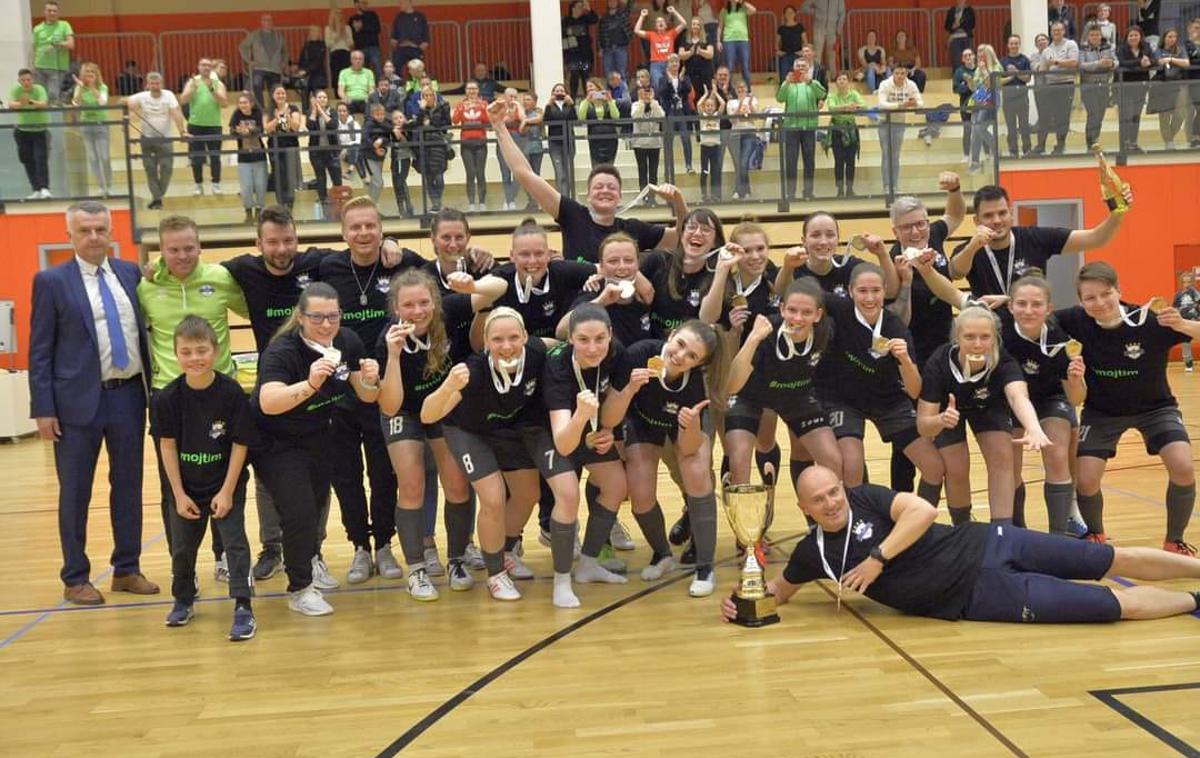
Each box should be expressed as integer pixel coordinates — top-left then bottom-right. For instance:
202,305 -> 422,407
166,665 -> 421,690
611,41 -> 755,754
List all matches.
32,1 -> 74,103
10,69 -> 51,198
71,62 -> 113,196
180,58 -> 229,196
717,0 -> 756,86
777,58 -> 826,200
825,70 -> 865,197
338,50 -> 376,115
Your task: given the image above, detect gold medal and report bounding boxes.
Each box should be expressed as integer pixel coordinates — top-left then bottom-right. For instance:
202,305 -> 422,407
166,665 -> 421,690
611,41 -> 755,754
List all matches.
585,431 -> 601,449
731,295 -> 749,309
849,234 -> 868,251
872,336 -> 891,353
647,356 -> 665,378
1148,296 -> 1169,314
1065,339 -> 1083,359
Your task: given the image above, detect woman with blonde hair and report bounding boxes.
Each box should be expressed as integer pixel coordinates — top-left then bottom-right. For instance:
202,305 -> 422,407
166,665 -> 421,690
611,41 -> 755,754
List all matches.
72,62 -> 112,196
966,44 -> 1002,174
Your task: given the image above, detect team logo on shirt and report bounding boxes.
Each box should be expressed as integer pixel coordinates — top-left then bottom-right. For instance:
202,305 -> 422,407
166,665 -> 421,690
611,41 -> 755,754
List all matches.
809,351 -> 823,367
973,387 -> 990,401
640,314 -> 652,332
1022,359 -> 1040,376
296,273 -> 312,289
1124,342 -> 1144,360
1014,259 -> 1031,276
198,284 -> 215,297
375,278 -> 390,293
688,289 -> 701,307
664,401 -> 680,417
334,362 -> 350,381
833,284 -> 847,298
209,420 -> 226,439
768,294 -> 781,309
852,519 -> 874,542
727,394 -> 739,409
523,379 -> 537,396
542,300 -> 556,316
934,252 -> 947,267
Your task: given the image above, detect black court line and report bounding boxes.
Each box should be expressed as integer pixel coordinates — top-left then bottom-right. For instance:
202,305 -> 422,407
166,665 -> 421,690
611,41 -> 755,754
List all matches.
374,532 -> 806,757
1091,682 -> 1200,758
813,582 -> 1030,758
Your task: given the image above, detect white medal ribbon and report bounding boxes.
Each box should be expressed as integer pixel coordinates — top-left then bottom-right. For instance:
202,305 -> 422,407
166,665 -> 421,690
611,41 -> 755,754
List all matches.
984,232 -> 1016,295
1118,301 -> 1155,328
815,510 -> 854,611
775,321 -> 814,361
830,250 -> 853,268
656,346 -> 691,393
704,245 -> 731,273
606,277 -> 637,301
434,256 -> 467,289
1014,322 -> 1066,358
515,270 -> 550,304
302,337 -> 348,380
571,353 -> 602,433
947,345 -> 993,384
488,350 -> 526,394
402,330 -> 432,354
734,271 -> 764,298
855,306 -> 886,357
616,183 -> 656,215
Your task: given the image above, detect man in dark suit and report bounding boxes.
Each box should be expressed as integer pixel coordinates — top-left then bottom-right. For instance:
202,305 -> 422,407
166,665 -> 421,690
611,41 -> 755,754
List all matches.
29,200 -> 160,605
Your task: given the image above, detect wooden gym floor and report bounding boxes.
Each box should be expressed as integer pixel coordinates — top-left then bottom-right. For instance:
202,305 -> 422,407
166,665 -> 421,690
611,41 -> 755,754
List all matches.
3,371 -> 1200,757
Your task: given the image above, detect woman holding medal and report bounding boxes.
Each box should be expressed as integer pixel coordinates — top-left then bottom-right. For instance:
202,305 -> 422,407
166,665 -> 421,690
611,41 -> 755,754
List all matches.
1055,262 -> 1199,554
917,306 -> 1051,525
774,211 -> 899,300
558,233 -> 657,347
252,283 -> 381,616
640,208 -> 724,336
493,220 -> 599,340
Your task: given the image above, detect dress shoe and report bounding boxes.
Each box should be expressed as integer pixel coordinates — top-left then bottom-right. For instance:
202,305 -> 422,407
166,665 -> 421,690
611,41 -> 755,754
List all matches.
64,583 -> 105,605
111,573 -> 160,595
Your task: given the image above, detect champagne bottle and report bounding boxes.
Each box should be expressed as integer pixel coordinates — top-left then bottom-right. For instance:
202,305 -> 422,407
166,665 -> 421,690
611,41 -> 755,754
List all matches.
1091,143 -> 1130,215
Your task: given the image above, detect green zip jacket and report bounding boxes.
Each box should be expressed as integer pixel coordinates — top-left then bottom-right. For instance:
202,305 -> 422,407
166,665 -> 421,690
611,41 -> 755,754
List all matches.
776,78 -> 827,129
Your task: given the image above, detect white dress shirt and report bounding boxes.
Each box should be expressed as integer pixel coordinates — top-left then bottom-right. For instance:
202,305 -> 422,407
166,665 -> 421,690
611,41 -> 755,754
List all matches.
76,255 -> 142,381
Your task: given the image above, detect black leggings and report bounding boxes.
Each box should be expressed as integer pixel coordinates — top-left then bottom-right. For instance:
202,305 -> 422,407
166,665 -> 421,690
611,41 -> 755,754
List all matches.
830,129 -> 857,191
391,156 -> 412,215
330,403 -> 398,552
270,145 -> 295,207
254,442 -> 332,592
634,147 -> 659,190
460,141 -> 487,204
700,143 -> 723,199
188,125 -> 223,184
309,147 -> 342,202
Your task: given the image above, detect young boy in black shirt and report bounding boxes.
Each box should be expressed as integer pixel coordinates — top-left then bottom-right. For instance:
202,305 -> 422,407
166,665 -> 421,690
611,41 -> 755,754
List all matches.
156,316 -> 256,641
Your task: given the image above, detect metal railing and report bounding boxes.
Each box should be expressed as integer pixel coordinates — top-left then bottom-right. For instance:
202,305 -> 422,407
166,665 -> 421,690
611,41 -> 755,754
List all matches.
428,21 -> 466,84
74,33 -> 161,85
933,5 -> 1012,66
159,29 -> 251,94
844,9 -> 936,71
464,19 -> 534,82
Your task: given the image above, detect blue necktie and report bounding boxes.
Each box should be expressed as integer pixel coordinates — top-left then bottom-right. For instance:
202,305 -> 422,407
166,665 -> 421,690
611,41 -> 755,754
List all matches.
96,267 -> 130,370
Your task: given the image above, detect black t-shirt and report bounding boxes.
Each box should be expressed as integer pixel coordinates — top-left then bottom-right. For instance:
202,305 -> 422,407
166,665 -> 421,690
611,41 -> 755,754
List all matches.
222,249 -> 325,354
155,373 -> 252,501
612,339 -> 708,431
374,318 -> 454,416
568,289 -> 657,347
450,338 -> 550,433
791,259 -> 856,299
782,485 -> 990,620
267,105 -> 302,149
717,261 -> 781,340
739,314 -> 826,409
317,248 -> 427,348
556,196 -> 666,263
818,297 -> 914,412
640,249 -> 712,334
953,225 -> 1072,297
891,219 -> 954,364
778,23 -> 807,54
1055,304 -> 1187,416
542,342 -> 622,449
251,328 -> 365,442
419,259 -> 485,361
493,260 -> 596,339
1000,312 -> 1070,403
919,343 -> 1025,413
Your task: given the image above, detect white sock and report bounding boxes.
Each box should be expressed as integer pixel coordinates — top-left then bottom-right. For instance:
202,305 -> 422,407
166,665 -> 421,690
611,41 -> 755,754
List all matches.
552,572 -> 580,608
575,554 -> 628,584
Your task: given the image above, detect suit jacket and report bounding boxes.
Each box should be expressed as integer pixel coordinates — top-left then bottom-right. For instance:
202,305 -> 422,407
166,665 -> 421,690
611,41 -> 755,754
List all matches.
28,257 -> 150,426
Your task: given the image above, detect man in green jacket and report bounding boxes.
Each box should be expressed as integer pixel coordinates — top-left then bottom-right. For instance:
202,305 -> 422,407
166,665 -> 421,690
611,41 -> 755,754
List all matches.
777,58 -> 826,201
32,1 -> 74,103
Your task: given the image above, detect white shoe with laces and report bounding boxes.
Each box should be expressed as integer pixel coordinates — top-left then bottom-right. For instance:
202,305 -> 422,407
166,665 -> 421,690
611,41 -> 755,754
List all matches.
375,545 -> 404,579
505,551 -> 535,580
193,184 -> 203,196
423,546 -> 446,577
288,585 -> 334,616
311,556 -> 340,590
448,559 -> 474,591
487,571 -> 521,600
609,520 -> 635,551
346,547 -> 372,584
688,568 -> 715,597
463,542 -> 486,571
640,555 -> 677,581
406,567 -> 439,601
211,183 -> 223,195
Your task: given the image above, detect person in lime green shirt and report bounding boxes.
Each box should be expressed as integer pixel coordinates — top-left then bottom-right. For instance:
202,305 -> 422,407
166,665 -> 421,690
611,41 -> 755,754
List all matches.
180,58 -> 229,195
71,62 -> 113,196
32,1 -> 74,103
825,70 -> 866,197
777,58 -> 826,200
10,69 -> 51,198
338,50 -> 376,115
717,0 -> 756,86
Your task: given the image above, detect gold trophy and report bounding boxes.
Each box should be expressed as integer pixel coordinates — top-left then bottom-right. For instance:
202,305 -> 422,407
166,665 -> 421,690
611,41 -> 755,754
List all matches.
1091,144 -> 1131,215
721,484 -> 781,627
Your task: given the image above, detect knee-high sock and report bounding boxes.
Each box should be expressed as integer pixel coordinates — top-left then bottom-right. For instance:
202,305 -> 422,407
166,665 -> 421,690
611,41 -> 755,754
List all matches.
483,550 -> 504,577
890,445 -> 916,492
1166,482 -> 1196,542
634,504 -> 673,560
755,445 -> 781,485
444,500 -> 472,560
422,460 -> 439,538
949,505 -> 973,526
1077,490 -> 1105,534
917,479 -> 942,507
1012,482 -> 1027,529
687,493 -> 718,569
550,518 -> 576,575
1044,482 -> 1074,535
537,476 -> 554,532
789,458 -> 814,494
581,488 -> 617,559
395,507 -> 426,566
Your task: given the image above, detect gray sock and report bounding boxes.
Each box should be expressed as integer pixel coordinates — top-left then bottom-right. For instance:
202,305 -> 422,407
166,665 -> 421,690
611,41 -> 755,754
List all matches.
581,495 -> 618,559
917,479 -> 942,507
949,506 -> 973,526
1166,482 -> 1196,542
444,500 -> 472,560
1044,482 -> 1074,535
634,504 -> 672,560
991,517 -> 1013,526
687,492 -> 718,570
550,518 -> 576,575
483,550 -> 504,577
394,507 -> 426,566
1077,490 -> 1105,535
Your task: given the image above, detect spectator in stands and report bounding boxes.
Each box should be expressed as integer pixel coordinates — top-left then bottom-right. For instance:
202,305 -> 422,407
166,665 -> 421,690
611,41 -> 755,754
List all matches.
391,0 -> 430,72
717,0 -> 756,88
1032,20 -> 1078,154
128,72 -> 186,210
381,61 -> 403,89
695,85 -> 724,201
1094,4 -> 1118,46
1116,25 -> 1155,153
339,50 -> 376,116
453,81 -> 490,211
1186,19 -> 1200,149
726,78 -> 759,199
999,34 -> 1032,157
412,84 -> 451,211
578,78 -> 622,169
800,0 -> 844,74
472,63 -> 501,101
945,0 -> 975,73
403,59 -> 438,99
826,70 -> 863,197
71,62 -> 113,198
711,63 -> 736,174
240,14 -> 288,115
1149,28 -> 1190,150
967,43 -> 1001,173
116,60 -> 143,97
404,73 -> 441,119
362,101 -> 392,203
336,100 -> 365,179
608,70 -> 631,109
544,83 -> 577,194
496,88 -> 525,210
327,9 -> 354,84
265,85 -> 303,211
181,58 -> 228,197
1048,0 -> 1077,40
856,29 -> 888,91
641,0 -> 669,63
350,0 -> 383,75
599,0 -> 636,79
298,25 -> 329,101
953,48 -> 979,162
368,76 -> 403,115
800,42 -> 828,90
657,54 -> 695,176
636,5 -> 688,89
213,59 -> 241,92
308,90 -> 343,216
889,30 -> 926,92
388,110 -> 415,216
680,0 -> 719,44
230,92 -> 267,223
877,64 -> 923,195
681,18 -> 716,90
630,84 -> 665,203
10,69 -> 51,199
778,57 -> 825,201
776,6 -> 807,82
564,0 -> 601,98
1137,0 -> 1162,48
1078,24 -> 1116,149
518,92 -> 546,209
32,1 -> 74,104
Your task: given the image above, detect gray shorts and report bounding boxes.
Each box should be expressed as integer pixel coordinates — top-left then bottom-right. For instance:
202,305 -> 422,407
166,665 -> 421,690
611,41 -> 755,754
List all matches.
827,400 -> 919,450
380,411 -> 443,444
1077,406 -> 1190,460
443,425 -> 575,481
726,393 -> 828,438
1013,396 -> 1078,430
935,406 -> 1015,448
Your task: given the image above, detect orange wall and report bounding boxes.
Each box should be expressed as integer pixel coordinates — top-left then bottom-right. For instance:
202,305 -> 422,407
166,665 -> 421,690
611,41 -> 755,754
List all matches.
1,209 -> 138,371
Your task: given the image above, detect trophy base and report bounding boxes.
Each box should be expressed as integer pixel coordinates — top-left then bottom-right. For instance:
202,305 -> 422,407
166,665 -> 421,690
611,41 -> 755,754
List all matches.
731,593 -> 780,627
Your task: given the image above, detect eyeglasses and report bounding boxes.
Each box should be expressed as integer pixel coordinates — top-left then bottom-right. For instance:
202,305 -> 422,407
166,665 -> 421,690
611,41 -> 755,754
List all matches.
895,219 -> 930,234
304,311 -> 342,324
684,222 -> 716,235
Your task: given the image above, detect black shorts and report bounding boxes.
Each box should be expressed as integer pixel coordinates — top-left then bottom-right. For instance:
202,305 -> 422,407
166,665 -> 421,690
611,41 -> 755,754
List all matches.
1014,395 -> 1078,429
828,400 -> 919,450
726,393 -> 828,438
962,524 -> 1120,623
935,406 -> 1015,448
624,407 -> 712,448
1077,405 -> 1190,460
380,411 -> 443,443
442,425 -> 575,482
568,436 -> 623,468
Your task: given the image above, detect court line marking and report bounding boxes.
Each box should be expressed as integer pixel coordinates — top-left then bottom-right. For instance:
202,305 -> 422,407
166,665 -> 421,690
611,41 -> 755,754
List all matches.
373,533 -> 807,758
1091,682 -> 1200,758
812,581 -> 1031,758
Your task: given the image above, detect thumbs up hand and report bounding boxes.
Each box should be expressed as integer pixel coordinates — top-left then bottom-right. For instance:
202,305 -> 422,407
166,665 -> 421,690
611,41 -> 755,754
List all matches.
940,393 -> 960,429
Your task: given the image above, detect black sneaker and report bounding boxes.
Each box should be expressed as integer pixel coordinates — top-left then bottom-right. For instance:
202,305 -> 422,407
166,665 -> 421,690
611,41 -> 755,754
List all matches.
678,540 -> 697,568
669,509 -> 691,546
252,548 -> 283,580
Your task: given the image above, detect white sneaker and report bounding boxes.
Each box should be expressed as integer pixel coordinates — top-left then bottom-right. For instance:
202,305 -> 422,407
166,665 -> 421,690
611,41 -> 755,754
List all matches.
448,559 -> 474,591
609,520 -> 635,551
214,553 -> 229,583
640,555 -> 677,581
406,568 -> 439,602
375,545 -> 404,579
466,202 -> 476,212
288,585 -> 333,616
38,188 -> 52,199
505,551 -> 535,580
537,528 -> 552,548
423,546 -> 446,577
574,554 -> 628,584
193,184 -> 203,196
688,568 -> 715,597
346,547 -> 372,584
463,542 -> 486,571
211,183 -> 224,195
311,556 -> 340,590
26,191 -> 40,200
487,571 -> 521,601
553,573 -> 581,608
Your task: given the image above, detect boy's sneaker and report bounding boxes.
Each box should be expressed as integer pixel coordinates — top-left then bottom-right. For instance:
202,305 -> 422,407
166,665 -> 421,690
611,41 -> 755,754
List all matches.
448,559 -> 474,591
311,556 -> 340,589
288,585 -> 334,616
346,547 -> 372,584
1164,539 -> 1198,557
407,568 -> 440,601
375,545 -> 405,579
505,551 -> 535,580
229,607 -> 256,641
597,544 -> 627,574
214,553 -> 229,583
1065,516 -> 1089,538
252,548 -> 283,580
487,572 -> 521,601
669,510 -> 691,546
463,542 -> 486,571
165,602 -> 194,627
678,540 -> 697,568
423,546 -> 446,577
688,567 -> 716,597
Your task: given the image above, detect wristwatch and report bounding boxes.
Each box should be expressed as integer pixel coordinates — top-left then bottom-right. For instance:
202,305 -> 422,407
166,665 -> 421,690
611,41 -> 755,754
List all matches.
869,545 -> 890,565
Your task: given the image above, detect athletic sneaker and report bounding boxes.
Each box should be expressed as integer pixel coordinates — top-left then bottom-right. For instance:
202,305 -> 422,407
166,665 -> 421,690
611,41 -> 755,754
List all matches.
165,602 -> 194,627
214,553 -> 229,583
1163,539 -> 1198,557
609,520 -> 635,551
229,607 -> 256,641
463,542 -> 486,571
513,536 -> 526,557
192,183 -> 203,196
448,559 -> 474,591
311,556 -> 340,590
669,510 -> 691,546
424,546 -> 446,577
538,528 -> 552,548
688,568 -> 716,597
211,183 -> 223,195
641,554 -> 677,581
288,585 -> 334,616
1084,532 -> 1108,545
597,544 -> 627,574
252,548 -> 283,580
375,545 -> 405,579
487,571 -> 521,601
678,540 -> 697,567
1065,517 -> 1089,539
505,551 -> 535,580
406,568 -> 439,601
346,547 -> 373,584
575,554 -> 628,584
